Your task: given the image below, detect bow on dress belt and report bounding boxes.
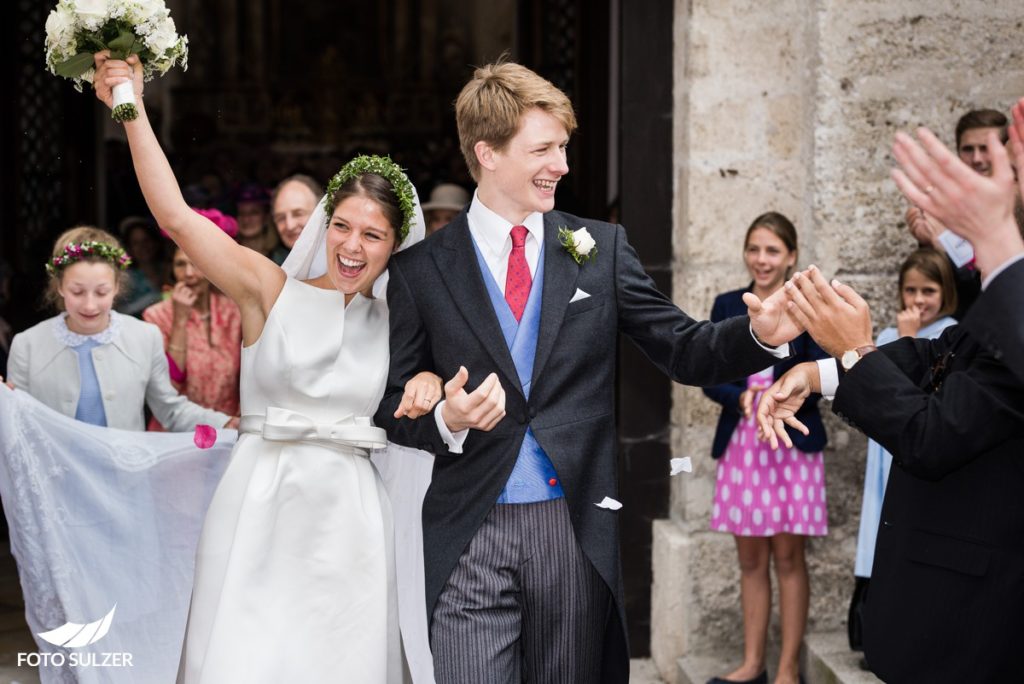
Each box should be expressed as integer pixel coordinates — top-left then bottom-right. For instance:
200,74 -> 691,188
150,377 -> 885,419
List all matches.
238,407 -> 387,452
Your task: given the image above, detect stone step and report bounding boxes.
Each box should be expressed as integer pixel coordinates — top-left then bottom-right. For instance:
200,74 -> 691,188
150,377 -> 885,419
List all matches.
631,658 -> 666,683
675,632 -> 883,684
802,631 -> 882,684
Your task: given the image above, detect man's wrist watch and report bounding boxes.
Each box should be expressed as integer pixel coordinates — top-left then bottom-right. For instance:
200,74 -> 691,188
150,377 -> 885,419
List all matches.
839,345 -> 878,371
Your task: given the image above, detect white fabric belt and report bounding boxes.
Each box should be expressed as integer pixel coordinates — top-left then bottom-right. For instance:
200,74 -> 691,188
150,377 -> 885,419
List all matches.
238,407 -> 387,454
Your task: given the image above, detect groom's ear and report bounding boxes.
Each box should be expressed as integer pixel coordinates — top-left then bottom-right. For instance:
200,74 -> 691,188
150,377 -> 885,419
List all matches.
475,140 -> 497,173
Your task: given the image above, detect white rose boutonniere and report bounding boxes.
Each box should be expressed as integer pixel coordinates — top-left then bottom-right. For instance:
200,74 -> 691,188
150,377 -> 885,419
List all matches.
558,226 -> 597,265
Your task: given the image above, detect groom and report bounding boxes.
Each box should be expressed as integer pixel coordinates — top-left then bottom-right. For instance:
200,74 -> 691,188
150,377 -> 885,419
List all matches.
375,61 -> 800,682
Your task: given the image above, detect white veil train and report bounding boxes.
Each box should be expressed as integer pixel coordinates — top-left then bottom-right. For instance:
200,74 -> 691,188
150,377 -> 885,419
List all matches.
282,181 -> 436,684
0,387 -> 234,683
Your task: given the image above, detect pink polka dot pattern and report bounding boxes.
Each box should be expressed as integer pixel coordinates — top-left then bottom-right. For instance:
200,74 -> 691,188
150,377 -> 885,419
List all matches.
710,368 -> 827,538
504,225 -> 532,322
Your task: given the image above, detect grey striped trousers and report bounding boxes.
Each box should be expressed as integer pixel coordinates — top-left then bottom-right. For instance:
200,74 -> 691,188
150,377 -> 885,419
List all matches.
431,497 -> 611,683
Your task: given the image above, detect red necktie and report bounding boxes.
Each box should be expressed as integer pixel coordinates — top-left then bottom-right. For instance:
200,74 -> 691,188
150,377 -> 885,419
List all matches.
505,225 -> 532,322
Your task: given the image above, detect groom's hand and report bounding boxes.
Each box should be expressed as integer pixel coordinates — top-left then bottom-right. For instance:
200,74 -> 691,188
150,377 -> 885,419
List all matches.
744,275 -> 806,347
440,367 -> 507,433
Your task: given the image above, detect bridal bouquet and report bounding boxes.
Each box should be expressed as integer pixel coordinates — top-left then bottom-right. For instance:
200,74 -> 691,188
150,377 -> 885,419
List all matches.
44,0 -> 188,122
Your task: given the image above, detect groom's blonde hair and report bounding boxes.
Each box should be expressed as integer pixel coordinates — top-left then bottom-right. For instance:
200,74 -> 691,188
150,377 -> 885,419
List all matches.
455,59 -> 577,181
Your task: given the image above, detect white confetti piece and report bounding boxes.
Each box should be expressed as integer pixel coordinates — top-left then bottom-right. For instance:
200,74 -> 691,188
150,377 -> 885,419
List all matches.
670,457 -> 693,476
595,496 -> 623,510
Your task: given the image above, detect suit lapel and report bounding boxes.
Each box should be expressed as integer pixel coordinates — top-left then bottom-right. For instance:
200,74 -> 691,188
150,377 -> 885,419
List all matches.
531,213 -> 580,387
434,215 -> 523,397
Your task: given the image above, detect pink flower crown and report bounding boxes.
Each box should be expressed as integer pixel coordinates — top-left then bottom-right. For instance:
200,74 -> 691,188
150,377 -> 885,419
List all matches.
45,241 -> 133,276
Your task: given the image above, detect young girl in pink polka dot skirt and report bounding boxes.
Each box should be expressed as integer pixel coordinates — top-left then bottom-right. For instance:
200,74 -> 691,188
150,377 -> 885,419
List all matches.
702,213 -> 828,684
711,366 -> 827,537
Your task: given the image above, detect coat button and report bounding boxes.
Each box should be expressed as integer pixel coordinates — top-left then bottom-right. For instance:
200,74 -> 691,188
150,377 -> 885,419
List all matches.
528,407 -> 537,418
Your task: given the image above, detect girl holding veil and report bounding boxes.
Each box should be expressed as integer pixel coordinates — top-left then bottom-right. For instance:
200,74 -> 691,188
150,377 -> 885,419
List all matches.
92,53 -> 438,683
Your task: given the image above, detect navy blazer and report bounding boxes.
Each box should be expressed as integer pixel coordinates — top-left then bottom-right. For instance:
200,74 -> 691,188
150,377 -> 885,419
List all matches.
702,286 -> 828,458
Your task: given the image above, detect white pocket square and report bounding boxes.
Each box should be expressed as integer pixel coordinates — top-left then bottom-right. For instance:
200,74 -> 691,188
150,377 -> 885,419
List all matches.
569,288 -> 591,303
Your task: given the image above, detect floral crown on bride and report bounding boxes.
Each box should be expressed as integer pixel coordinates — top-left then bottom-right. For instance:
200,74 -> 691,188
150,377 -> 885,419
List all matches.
323,155 -> 416,244
46,241 -> 133,276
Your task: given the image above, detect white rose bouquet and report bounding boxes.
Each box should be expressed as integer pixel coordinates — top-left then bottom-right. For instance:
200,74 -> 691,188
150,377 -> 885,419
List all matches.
44,0 -> 188,122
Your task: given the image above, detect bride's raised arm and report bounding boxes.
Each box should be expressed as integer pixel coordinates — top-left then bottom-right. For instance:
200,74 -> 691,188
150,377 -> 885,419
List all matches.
93,52 -> 283,341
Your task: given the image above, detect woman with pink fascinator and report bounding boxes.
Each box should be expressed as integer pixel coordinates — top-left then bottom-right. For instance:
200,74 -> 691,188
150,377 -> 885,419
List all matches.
144,208 -> 243,430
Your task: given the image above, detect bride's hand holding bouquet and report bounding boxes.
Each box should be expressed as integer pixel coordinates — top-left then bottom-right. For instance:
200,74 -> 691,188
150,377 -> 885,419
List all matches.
93,51 -> 143,116
44,0 -> 187,122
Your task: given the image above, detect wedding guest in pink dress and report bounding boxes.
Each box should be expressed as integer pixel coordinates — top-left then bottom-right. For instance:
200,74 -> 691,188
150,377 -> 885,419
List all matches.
143,209 -> 242,430
702,212 -> 828,684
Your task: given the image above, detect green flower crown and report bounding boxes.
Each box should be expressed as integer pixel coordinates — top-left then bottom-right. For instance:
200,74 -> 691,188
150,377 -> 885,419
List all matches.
324,155 -> 416,244
45,241 -> 133,276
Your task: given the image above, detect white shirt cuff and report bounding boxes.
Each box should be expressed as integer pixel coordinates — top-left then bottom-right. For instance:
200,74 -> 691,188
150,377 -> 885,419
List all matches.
749,323 -> 790,359
433,400 -> 468,453
981,252 -> 1024,290
816,358 -> 839,400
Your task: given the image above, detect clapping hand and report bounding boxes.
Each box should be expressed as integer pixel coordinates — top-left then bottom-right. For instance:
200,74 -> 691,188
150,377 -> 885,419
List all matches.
891,118 -> 1023,278
439,366 -> 507,433
755,362 -> 819,450
783,266 -> 873,358
905,205 -> 943,248
739,384 -> 769,419
393,372 -> 444,420
744,277 -> 806,347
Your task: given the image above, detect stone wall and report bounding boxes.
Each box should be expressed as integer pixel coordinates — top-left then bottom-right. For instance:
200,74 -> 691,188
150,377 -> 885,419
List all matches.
651,1 -> 1024,680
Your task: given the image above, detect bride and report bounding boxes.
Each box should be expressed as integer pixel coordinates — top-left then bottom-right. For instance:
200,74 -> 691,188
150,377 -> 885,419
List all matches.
93,54 -> 438,682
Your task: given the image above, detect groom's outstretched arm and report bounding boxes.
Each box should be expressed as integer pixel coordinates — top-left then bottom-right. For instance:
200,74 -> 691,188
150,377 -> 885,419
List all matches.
613,225 -> 783,386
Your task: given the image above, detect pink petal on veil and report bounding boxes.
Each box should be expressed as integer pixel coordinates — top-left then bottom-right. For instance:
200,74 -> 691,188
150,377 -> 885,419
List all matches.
193,424 -> 217,450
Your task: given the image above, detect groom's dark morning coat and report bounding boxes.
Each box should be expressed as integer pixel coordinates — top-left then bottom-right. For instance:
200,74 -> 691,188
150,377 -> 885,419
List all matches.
375,210 -> 778,680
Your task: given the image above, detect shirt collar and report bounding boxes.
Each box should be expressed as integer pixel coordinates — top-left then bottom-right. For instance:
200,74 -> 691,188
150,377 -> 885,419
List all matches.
53,311 -> 123,348
467,190 -> 544,256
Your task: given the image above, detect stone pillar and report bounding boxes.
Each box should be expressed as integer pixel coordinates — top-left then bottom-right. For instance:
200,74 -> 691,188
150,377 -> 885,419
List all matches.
651,1 -> 1024,681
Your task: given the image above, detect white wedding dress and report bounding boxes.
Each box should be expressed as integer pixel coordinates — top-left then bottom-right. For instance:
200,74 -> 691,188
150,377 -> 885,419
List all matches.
178,277 -> 407,683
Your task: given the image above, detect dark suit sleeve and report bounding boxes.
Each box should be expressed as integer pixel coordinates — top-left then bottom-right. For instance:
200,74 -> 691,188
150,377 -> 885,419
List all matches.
702,294 -> 744,409
833,331 -> 1024,480
951,259 -> 981,320
963,258 -> 1024,383
373,259 -> 450,455
613,225 -> 780,386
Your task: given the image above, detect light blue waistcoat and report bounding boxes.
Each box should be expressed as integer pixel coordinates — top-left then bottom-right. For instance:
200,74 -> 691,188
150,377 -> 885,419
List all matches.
470,237 -> 564,504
